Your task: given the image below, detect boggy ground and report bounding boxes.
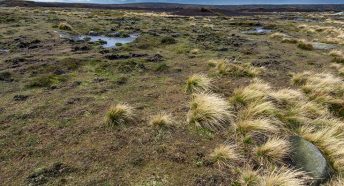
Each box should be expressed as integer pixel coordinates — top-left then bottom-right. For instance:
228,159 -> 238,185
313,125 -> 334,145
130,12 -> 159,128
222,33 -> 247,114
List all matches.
0,7 -> 344,185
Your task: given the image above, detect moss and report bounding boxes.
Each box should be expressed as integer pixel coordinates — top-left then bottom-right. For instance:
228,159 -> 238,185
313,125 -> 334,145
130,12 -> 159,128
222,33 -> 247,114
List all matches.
161,36 -> 177,45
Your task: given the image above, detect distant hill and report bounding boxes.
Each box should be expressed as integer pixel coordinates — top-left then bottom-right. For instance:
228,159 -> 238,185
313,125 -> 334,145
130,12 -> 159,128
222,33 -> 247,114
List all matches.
1,0 -> 344,16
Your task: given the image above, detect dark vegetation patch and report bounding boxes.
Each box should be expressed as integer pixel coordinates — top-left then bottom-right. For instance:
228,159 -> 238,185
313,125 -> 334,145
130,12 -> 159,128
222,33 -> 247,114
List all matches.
27,163 -> 75,186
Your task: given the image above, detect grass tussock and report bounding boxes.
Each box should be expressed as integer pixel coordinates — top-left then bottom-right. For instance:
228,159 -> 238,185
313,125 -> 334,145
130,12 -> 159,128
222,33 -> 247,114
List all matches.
105,103 -> 134,126
212,59 -> 262,77
296,72 -> 344,95
187,93 -> 233,132
325,176 -> 344,186
58,22 -> 73,31
238,101 -> 276,120
238,166 -> 260,186
229,79 -> 271,106
185,74 -> 212,94
255,137 -> 291,164
269,89 -> 305,105
297,39 -> 314,50
270,32 -> 288,39
235,118 -> 278,135
329,50 -> 344,63
210,144 -> 240,168
149,112 -> 174,128
259,167 -> 308,186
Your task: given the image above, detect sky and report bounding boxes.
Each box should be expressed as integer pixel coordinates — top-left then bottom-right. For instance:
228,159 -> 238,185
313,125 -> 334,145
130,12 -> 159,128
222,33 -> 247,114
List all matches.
30,0 -> 344,5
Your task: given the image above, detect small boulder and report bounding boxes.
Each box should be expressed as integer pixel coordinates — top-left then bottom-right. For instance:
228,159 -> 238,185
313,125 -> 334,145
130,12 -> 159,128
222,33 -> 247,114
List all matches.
290,136 -> 332,186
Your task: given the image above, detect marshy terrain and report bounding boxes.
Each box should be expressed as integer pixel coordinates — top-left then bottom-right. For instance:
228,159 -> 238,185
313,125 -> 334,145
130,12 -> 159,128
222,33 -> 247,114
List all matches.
1,4 -> 344,186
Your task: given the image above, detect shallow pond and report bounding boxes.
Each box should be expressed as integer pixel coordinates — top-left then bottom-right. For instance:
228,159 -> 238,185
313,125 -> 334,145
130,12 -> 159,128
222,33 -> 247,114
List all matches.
55,31 -> 139,48
312,42 -> 337,50
242,27 -> 272,35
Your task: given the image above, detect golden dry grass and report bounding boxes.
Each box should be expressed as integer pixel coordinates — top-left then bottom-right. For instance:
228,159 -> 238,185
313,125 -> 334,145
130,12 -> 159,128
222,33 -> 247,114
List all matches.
259,167 -> 308,186
185,74 -> 212,94
149,112 -> 174,128
210,144 -> 240,168
187,93 -> 233,131
255,137 -> 291,164
105,103 -> 135,126
235,118 -> 279,135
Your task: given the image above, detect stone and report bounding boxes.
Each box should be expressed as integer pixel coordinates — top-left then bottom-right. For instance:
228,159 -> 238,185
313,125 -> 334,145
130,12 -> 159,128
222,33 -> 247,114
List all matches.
290,136 -> 332,186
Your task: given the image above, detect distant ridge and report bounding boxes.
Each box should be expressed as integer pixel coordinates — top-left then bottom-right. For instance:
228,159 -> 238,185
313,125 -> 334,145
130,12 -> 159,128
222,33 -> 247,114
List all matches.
1,0 -> 344,16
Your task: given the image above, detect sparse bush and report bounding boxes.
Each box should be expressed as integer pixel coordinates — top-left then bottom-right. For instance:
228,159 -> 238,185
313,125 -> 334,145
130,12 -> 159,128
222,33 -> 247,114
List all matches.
259,167 -> 308,186
105,103 -> 134,126
149,112 -> 174,128
58,22 -> 73,31
255,137 -> 290,164
210,144 -> 239,168
185,74 -> 212,94
187,93 -> 233,132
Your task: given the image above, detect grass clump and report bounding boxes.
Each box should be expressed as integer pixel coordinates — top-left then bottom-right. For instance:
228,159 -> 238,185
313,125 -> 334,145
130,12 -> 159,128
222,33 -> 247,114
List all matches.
229,79 -> 271,106
238,101 -> 276,120
187,93 -> 233,132
212,59 -> 262,77
185,74 -> 212,94
329,50 -> 344,63
270,89 -> 305,105
270,32 -> 288,39
149,112 -> 174,129
255,137 -> 290,164
105,103 -> 134,126
210,144 -> 239,168
235,118 -> 278,135
297,40 -> 314,50
238,166 -> 260,186
259,167 -> 308,186
58,22 -> 73,31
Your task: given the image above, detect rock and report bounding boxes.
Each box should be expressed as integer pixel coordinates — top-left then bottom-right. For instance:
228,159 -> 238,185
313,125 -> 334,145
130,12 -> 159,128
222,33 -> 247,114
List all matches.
290,136 -> 332,186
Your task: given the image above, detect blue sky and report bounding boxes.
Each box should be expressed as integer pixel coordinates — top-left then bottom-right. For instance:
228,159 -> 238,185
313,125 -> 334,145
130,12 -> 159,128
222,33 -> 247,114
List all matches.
31,0 -> 344,5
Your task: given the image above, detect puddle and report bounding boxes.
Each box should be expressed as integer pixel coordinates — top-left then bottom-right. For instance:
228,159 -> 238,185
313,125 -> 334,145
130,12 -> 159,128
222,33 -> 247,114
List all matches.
55,31 -> 139,48
334,12 -> 344,16
242,27 -> 272,35
312,42 -> 337,50
0,49 -> 9,53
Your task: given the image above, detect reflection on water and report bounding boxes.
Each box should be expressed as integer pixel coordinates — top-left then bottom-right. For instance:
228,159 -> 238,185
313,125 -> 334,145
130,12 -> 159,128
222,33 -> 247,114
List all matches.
242,27 -> 272,35
55,31 -> 139,48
